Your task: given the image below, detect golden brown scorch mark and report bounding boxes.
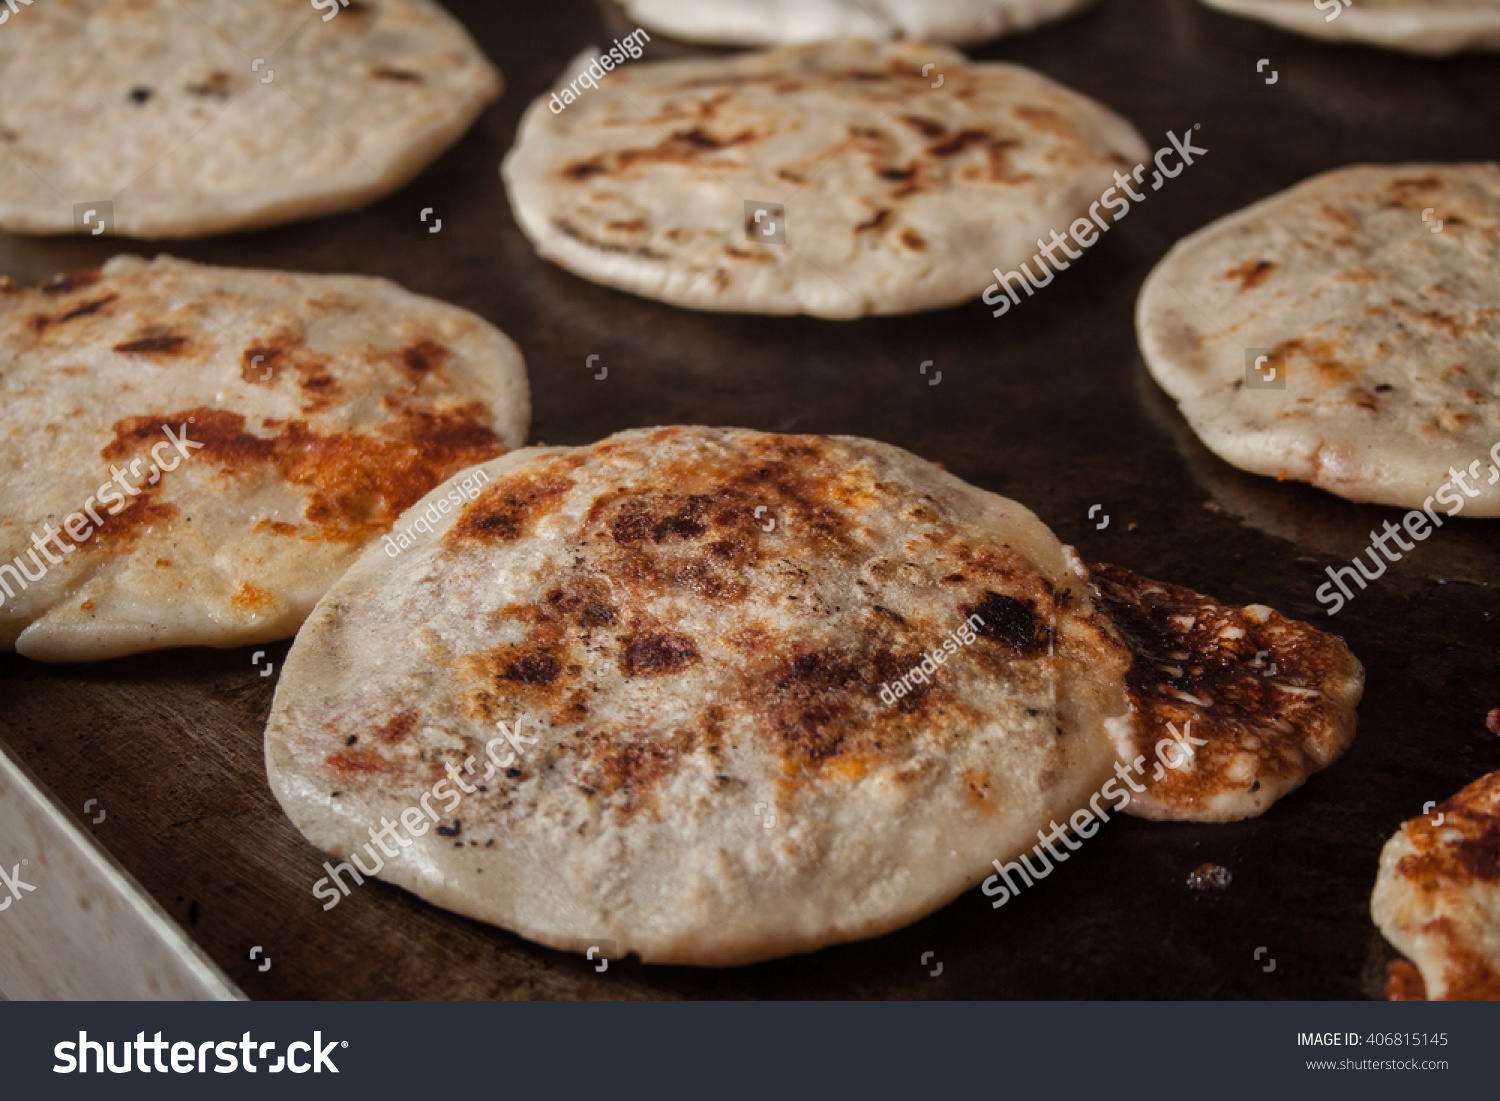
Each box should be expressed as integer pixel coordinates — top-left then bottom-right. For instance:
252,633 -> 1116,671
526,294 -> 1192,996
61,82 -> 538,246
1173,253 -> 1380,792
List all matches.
1394,774 -> 1500,886
446,468 -> 578,546
114,330 -> 190,356
325,747 -> 387,776
375,711 -> 418,745
562,127 -> 761,182
30,294 -> 118,332
240,330 -> 346,412
185,71 -> 233,99
230,582 -> 276,615
1383,175 -> 1444,210
1271,336 -> 1356,386
551,218 -> 668,259
929,129 -> 990,157
570,727 -> 707,819
1226,259 -> 1275,291
900,115 -> 947,139
399,340 -> 449,377
101,403 -> 503,545
622,631 -> 700,677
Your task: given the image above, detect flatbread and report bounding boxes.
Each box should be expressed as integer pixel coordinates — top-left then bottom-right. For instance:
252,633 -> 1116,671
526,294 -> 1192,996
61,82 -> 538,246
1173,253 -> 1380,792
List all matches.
1198,0 -> 1500,56
502,41 -> 1149,318
1087,562 -> 1363,822
1135,363 -> 1500,589
0,255 -> 529,661
1137,163 -> 1500,517
265,427 -> 1361,965
265,427 -> 1138,965
0,0 -> 500,238
1371,770 -> 1500,1000
608,0 -> 1096,47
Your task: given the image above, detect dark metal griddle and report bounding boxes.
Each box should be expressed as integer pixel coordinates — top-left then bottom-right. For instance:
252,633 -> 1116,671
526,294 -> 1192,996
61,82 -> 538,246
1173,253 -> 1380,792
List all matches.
2,0 -> 1497,999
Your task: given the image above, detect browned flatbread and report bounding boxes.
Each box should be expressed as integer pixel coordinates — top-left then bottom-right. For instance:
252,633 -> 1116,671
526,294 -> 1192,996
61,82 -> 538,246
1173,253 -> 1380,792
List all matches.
265,427 -> 1364,965
1088,562 -> 1364,822
1372,770 -> 1500,1000
502,41 -> 1148,318
267,427 -> 1133,965
0,0 -> 502,237
0,255 -> 529,661
1137,164 -> 1500,516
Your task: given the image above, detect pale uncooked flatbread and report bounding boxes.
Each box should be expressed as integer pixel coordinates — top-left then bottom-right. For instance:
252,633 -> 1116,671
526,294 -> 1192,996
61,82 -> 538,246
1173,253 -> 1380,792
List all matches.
502,41 -> 1149,318
610,0 -> 1096,47
1138,164 -> 1500,516
0,0 -> 500,238
1199,0 -> 1500,56
265,427 -> 1362,965
1372,770 -> 1500,1000
0,255 -> 529,661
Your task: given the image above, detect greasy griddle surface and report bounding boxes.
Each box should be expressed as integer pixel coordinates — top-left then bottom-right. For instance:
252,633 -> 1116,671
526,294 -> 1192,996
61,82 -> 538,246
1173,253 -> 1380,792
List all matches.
2,0 -> 1497,999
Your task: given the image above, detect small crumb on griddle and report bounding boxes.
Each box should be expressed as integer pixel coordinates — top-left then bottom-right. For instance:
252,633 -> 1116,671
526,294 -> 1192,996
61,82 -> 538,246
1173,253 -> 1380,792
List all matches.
1487,709 -> 1500,736
1186,862 -> 1232,892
